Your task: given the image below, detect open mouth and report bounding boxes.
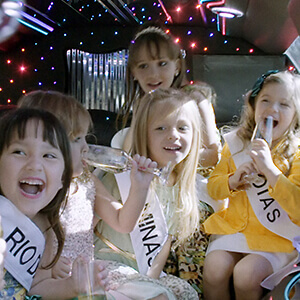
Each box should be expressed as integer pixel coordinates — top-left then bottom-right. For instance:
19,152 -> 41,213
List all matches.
164,146 -> 181,151
148,82 -> 161,89
19,179 -> 44,195
264,117 -> 278,128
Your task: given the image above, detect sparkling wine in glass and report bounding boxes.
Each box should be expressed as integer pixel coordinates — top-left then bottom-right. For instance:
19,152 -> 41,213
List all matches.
84,144 -> 172,185
243,116 -> 273,184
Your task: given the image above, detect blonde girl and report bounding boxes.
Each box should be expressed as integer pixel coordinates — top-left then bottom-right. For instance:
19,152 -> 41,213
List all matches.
116,25 -> 220,168
203,70 -> 300,300
95,88 -> 211,299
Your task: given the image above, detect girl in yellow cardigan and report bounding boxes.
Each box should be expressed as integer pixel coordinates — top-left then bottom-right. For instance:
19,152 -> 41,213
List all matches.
203,70 -> 300,300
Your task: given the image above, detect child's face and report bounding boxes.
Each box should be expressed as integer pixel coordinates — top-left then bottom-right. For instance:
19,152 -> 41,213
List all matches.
255,82 -> 296,146
70,122 -> 89,177
131,43 -> 180,93
0,120 -> 65,219
147,101 -> 193,169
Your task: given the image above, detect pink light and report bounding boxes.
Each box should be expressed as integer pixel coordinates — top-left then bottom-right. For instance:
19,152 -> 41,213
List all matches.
206,0 -> 225,9
191,42 -> 196,48
6,60 -> 11,64
176,7 -> 181,12
222,17 -> 226,35
175,38 -> 180,43
20,66 -> 26,72
249,48 -> 254,53
197,2 -> 207,24
158,0 -> 173,23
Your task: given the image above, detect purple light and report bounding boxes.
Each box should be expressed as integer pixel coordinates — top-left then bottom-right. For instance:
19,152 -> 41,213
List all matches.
19,11 -> 54,32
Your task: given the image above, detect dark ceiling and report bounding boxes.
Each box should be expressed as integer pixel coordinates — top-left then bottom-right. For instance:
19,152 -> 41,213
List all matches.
0,0 -> 299,54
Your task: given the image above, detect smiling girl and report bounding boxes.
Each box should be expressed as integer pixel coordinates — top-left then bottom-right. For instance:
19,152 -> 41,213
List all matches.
203,70 -> 300,300
95,88 -> 212,299
0,108 -> 72,299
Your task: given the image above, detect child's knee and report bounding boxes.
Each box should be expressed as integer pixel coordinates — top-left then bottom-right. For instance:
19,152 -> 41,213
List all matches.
233,261 -> 260,290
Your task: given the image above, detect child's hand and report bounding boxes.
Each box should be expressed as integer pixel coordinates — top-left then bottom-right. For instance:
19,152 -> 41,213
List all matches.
229,161 -> 257,191
249,138 -> 281,187
72,256 -> 109,296
130,154 -> 158,186
249,139 -> 274,176
52,256 -> 72,279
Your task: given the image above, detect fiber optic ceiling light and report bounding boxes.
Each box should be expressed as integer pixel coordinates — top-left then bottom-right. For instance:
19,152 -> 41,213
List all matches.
210,6 -> 243,18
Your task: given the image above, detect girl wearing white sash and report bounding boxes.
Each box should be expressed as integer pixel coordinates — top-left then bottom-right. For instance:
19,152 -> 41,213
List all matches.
203,70 -> 300,300
0,108 -> 73,299
94,88 -> 209,299
19,90 -> 162,299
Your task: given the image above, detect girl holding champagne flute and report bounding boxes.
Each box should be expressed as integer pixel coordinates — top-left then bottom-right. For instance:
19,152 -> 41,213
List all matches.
203,70 -> 300,300
18,90 -> 177,299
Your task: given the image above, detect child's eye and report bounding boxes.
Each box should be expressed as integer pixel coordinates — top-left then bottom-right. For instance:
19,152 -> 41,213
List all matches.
280,102 -> 289,107
138,63 -> 147,69
73,137 -> 81,143
12,150 -> 25,155
159,61 -> 167,67
179,125 -> 190,131
44,153 -> 57,159
156,126 -> 165,131
261,98 -> 269,103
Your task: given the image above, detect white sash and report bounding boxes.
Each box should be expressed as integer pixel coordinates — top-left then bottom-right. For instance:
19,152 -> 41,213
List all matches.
225,131 -> 300,289
0,195 -> 45,291
225,131 -> 300,241
115,172 -> 168,276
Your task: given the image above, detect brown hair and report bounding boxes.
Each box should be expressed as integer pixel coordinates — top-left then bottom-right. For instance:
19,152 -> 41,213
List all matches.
0,108 -> 73,268
120,25 -> 187,128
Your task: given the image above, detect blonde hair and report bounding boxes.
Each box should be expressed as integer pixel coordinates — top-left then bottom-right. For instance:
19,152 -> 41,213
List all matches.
121,25 -> 187,128
237,70 -> 300,172
18,90 -> 92,140
131,88 -> 201,246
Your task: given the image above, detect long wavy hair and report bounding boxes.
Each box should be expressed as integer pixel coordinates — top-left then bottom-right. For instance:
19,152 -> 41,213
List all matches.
120,25 -> 187,128
236,70 -> 300,173
0,108 -> 73,268
131,88 -> 201,247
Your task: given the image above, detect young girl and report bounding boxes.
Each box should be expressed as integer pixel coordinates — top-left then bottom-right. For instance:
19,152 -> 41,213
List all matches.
203,70 -> 300,300
0,108 -> 73,299
115,24 -> 220,169
18,90 -> 175,299
95,88 -> 211,299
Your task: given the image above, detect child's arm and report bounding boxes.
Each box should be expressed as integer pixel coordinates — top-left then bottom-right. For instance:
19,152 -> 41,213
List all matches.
146,235 -> 172,279
93,154 -> 157,233
197,97 -> 220,168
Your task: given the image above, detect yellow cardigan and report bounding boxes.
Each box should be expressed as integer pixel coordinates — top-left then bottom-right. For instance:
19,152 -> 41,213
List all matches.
204,143 -> 300,253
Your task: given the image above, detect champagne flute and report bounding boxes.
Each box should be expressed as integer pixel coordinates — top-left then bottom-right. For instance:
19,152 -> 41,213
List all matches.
243,116 -> 273,184
84,144 -> 172,185
77,259 -> 106,300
